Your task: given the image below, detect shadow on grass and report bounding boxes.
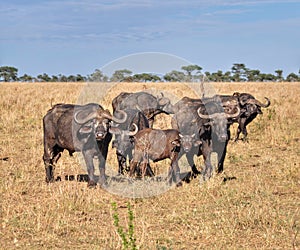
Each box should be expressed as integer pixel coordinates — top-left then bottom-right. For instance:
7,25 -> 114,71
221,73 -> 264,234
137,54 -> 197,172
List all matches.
55,172 -> 237,185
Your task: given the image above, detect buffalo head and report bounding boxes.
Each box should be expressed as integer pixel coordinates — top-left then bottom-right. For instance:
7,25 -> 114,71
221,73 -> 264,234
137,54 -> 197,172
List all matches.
74,108 -> 127,141
157,93 -> 174,114
198,103 -> 240,142
179,133 -> 202,152
110,123 -> 138,156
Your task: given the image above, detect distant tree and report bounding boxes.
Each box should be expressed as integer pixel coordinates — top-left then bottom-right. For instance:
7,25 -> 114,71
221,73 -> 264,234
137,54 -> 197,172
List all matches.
57,74 -> 68,82
211,70 -> 224,82
150,75 -> 161,82
245,69 -> 261,82
258,73 -> 276,82
181,65 -> 202,82
37,73 -> 51,82
163,70 -> 186,82
231,63 -> 247,82
89,69 -> 108,82
223,71 -> 232,82
286,73 -> 299,82
132,73 -> 161,82
110,69 -> 132,82
205,70 -> 231,82
275,69 -> 284,82
51,75 -> 59,82
204,72 -> 211,81
0,66 -> 18,82
67,75 -> 76,82
19,74 -> 33,82
75,74 -> 86,82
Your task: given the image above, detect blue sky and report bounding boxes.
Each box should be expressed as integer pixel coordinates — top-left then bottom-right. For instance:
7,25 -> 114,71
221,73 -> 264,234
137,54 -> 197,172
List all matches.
0,0 -> 299,77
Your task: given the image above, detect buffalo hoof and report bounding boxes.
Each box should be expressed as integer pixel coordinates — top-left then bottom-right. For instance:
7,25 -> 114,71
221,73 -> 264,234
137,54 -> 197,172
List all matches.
176,181 -> 183,187
191,171 -> 200,179
202,172 -> 212,182
217,168 -> 223,174
98,176 -> 108,188
99,180 -> 108,189
87,180 -> 97,188
45,177 -> 55,183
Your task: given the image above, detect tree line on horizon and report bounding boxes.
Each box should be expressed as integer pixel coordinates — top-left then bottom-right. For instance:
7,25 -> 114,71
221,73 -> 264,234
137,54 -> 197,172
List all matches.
0,64 -> 299,83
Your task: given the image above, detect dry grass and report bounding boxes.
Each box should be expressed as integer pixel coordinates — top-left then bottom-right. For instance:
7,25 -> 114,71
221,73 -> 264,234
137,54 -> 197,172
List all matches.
0,81 -> 299,249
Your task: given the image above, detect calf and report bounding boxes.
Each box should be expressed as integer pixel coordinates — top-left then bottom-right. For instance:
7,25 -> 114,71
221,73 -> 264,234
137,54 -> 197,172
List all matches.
109,108 -> 153,176
129,128 -> 182,186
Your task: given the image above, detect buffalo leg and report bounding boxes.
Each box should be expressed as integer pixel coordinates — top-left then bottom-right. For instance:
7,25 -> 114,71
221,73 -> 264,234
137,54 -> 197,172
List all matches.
212,130 -> 229,173
185,150 -> 201,176
201,141 -> 213,181
82,150 -> 97,187
43,145 -> 63,183
141,159 -> 148,179
169,157 -> 182,187
96,137 -> 111,187
145,163 -> 155,177
129,151 -> 142,177
241,115 -> 256,142
129,160 -> 138,177
117,153 -> 127,175
213,140 -> 227,173
235,117 -> 247,142
98,153 -> 108,187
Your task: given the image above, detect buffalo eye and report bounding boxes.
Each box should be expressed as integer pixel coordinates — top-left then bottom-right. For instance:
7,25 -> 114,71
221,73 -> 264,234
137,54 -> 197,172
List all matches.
112,140 -> 118,148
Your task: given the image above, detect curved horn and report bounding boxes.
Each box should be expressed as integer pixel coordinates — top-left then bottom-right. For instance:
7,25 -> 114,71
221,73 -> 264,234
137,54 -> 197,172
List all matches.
225,106 -> 241,118
197,107 -> 222,119
74,109 -> 97,124
127,123 -> 139,136
102,109 -> 128,123
246,97 -> 270,108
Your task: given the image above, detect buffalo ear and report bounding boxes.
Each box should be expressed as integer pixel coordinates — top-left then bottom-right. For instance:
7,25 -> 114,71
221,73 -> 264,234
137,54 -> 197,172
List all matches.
171,139 -> 181,147
193,140 -> 202,147
109,126 -> 121,135
79,126 -> 93,134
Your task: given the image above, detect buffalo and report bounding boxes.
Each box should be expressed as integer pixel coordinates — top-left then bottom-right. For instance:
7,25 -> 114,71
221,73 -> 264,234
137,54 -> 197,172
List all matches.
42,103 -> 127,187
112,91 -> 174,127
129,128 -> 182,186
213,92 -> 271,141
172,97 -> 240,178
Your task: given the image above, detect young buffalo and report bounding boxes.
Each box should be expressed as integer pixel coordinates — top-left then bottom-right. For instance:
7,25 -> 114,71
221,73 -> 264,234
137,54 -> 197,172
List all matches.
129,128 -> 182,186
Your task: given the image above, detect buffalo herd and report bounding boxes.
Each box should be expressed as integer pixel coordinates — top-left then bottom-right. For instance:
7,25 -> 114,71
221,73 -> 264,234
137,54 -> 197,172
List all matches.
43,90 -> 270,187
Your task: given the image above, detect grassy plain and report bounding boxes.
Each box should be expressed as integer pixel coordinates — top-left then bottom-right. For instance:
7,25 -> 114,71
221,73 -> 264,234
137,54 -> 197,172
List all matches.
0,81 -> 299,249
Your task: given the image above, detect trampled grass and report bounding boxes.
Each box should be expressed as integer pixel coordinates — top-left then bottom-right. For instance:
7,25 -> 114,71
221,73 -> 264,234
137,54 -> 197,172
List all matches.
0,81 -> 299,249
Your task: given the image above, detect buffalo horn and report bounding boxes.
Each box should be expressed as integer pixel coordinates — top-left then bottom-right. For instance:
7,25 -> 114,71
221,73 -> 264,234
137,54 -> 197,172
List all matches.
225,106 -> 241,118
197,107 -> 222,119
74,109 -> 98,124
102,109 -> 128,124
74,109 -> 127,125
246,97 -> 270,108
198,106 -> 240,119
127,123 -> 139,136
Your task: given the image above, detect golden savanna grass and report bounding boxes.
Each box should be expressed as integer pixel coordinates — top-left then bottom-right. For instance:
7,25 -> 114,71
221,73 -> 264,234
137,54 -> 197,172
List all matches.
0,81 -> 299,249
